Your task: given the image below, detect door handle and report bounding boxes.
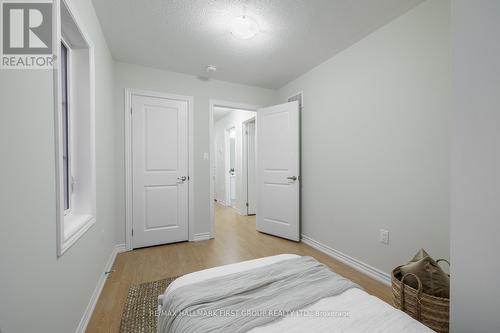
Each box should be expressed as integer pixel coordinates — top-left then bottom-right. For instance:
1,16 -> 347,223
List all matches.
177,176 -> 187,183
287,176 -> 298,181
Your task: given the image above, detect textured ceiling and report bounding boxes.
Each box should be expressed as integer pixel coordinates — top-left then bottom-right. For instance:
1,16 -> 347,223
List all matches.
92,0 -> 423,88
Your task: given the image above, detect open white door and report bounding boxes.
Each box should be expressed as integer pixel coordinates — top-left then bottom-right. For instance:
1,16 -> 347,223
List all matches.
257,101 -> 300,241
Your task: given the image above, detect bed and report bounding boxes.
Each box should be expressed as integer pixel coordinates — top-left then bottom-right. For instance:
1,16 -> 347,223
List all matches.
157,254 -> 433,333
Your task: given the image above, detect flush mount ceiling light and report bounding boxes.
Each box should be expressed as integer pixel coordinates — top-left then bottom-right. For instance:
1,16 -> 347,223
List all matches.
229,16 -> 259,39
206,65 -> 217,73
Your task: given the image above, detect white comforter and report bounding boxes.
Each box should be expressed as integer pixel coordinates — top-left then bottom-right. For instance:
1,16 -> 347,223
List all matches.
162,254 -> 434,333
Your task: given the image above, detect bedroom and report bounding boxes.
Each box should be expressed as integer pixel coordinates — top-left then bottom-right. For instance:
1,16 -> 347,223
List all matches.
0,0 -> 499,332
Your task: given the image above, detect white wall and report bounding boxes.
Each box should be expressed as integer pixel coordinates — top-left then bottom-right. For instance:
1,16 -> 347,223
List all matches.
0,0 -> 118,332
214,110 -> 256,213
114,62 -> 277,239
451,1 -> 500,332
278,0 -> 450,274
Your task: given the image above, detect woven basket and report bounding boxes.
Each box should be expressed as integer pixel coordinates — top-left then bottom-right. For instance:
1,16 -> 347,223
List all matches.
392,260 -> 450,333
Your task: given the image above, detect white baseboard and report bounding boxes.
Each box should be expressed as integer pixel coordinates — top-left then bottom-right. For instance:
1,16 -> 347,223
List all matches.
193,232 -> 211,241
75,244 -> 126,333
301,234 -> 391,286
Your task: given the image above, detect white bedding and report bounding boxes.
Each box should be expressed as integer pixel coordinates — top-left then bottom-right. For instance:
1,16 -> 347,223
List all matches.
162,254 -> 434,333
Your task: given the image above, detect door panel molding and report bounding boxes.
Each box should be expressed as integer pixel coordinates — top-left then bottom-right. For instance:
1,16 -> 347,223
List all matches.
125,89 -> 194,251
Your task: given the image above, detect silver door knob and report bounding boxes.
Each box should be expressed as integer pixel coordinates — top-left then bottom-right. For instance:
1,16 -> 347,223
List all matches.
177,176 -> 187,183
287,176 -> 297,181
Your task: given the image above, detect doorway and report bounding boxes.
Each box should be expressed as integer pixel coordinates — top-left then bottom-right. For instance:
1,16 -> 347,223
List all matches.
209,100 -> 259,237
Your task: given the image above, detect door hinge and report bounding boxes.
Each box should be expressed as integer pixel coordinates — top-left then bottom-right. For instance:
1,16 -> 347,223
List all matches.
130,107 -> 133,114
246,202 -> 249,207
131,229 -> 134,237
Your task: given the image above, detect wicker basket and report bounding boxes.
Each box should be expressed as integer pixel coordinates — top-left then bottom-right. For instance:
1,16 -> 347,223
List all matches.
392,262 -> 450,333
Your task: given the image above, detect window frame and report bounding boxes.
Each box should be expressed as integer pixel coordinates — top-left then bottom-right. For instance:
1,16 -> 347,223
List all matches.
60,37 -> 73,216
54,0 -> 96,257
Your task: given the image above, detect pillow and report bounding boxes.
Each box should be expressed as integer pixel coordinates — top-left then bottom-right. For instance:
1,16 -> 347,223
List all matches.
409,248 -> 431,263
399,250 -> 450,298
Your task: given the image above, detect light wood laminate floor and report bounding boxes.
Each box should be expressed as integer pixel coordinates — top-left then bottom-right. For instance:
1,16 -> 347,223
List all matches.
86,203 -> 391,332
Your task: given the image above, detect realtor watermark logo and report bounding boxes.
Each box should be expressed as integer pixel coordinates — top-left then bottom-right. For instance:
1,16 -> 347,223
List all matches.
1,0 -> 55,69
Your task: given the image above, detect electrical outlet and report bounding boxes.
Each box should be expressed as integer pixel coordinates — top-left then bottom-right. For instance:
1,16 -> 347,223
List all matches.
379,229 -> 389,244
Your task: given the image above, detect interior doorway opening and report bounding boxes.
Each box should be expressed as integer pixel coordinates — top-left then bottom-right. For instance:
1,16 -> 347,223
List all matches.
209,100 -> 260,238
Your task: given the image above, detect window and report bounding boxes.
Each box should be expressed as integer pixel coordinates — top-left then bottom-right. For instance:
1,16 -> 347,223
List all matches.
61,41 -> 70,212
55,0 -> 95,256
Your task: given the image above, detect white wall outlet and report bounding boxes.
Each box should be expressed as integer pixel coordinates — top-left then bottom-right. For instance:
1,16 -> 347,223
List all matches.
379,229 -> 389,244
203,152 -> 209,160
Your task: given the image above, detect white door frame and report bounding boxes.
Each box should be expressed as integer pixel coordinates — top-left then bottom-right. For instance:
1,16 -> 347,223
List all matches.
242,117 -> 256,215
125,88 -> 194,251
209,99 -> 260,238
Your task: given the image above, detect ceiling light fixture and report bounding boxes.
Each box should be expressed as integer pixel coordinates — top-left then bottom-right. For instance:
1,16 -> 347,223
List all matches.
229,16 -> 259,40
206,65 -> 217,73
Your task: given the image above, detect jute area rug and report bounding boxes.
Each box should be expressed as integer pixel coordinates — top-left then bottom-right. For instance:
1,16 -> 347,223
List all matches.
119,276 -> 179,333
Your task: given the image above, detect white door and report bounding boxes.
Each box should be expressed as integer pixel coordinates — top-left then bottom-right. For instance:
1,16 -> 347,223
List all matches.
257,101 -> 300,241
247,121 -> 257,215
132,94 -> 189,248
